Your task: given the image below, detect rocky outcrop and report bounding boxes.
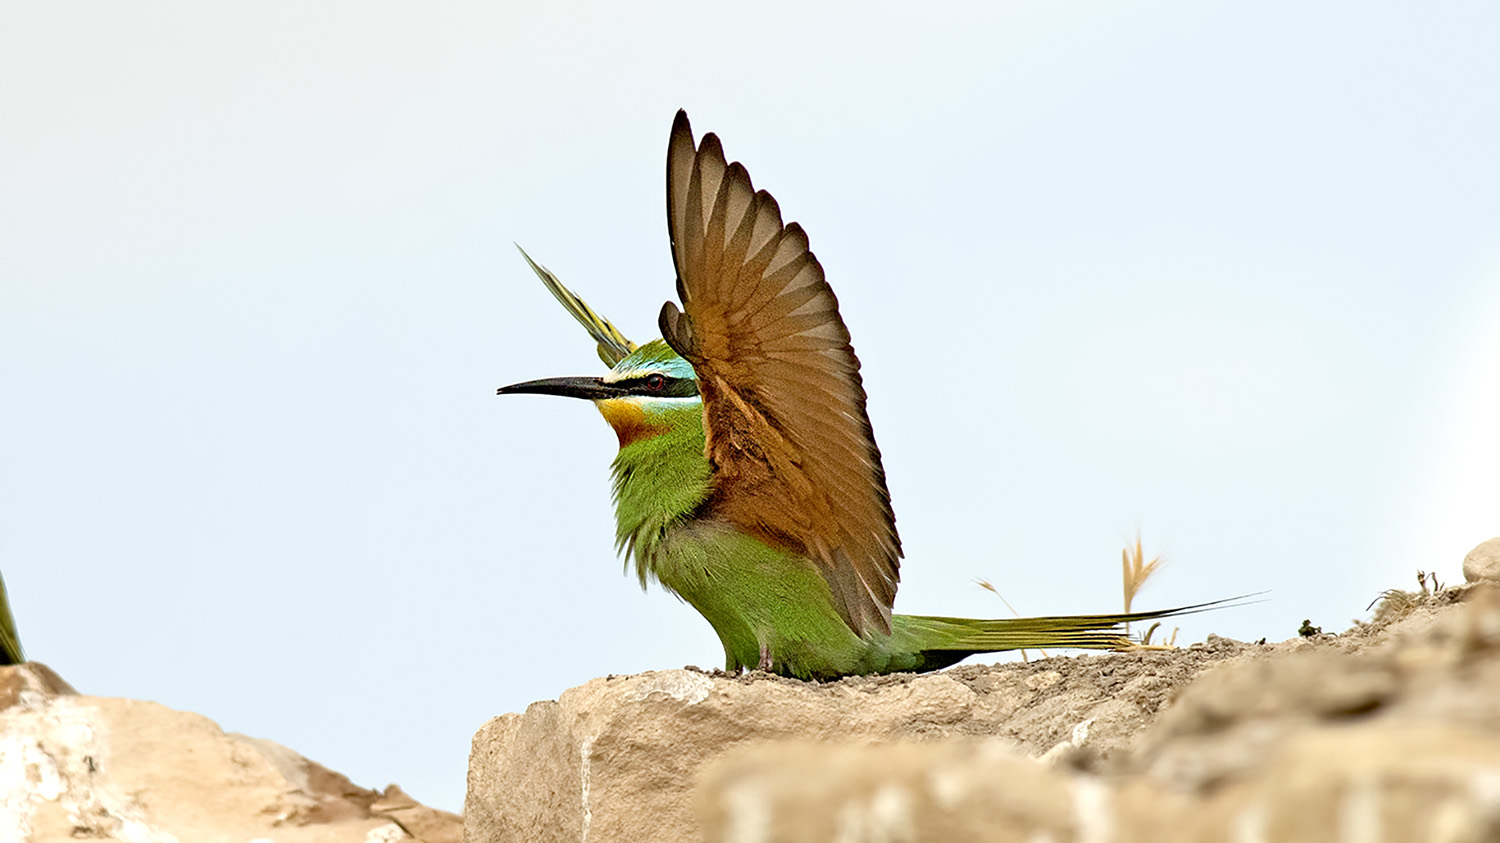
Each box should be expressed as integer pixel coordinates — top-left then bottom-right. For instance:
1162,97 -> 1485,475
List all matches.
699,589 -> 1500,841
0,663 -> 460,843
464,632 -> 1256,841
0,662 -> 74,710
467,586 -> 1500,843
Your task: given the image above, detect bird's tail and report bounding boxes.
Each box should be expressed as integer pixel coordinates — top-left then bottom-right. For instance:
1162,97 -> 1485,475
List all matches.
894,597 -> 1247,671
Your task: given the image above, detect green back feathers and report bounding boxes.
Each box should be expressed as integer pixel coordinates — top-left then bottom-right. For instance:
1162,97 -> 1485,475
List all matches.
0,572 -> 23,665
516,245 -> 637,367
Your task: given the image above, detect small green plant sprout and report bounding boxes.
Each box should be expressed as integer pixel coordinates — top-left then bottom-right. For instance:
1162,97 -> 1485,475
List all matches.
1417,570 -> 1444,594
974,578 -> 1048,662
1135,620 -> 1180,648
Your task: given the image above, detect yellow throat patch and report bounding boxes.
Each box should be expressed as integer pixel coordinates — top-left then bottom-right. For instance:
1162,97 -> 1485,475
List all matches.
595,398 -> 667,448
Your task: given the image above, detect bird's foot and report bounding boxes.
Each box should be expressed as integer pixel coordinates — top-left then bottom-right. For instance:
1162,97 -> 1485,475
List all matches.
757,643 -> 773,673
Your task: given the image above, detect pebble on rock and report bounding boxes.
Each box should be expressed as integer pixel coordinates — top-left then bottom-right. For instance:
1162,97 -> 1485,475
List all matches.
1463,537 -> 1500,583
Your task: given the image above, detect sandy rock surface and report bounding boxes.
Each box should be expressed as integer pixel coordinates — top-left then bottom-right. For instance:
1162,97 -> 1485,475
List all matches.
0,663 -> 460,843
468,585 -> 1500,843
465,627 -> 1257,842
700,588 -> 1500,842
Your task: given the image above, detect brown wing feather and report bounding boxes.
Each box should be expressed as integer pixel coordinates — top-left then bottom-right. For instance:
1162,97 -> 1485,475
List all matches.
658,110 -> 901,636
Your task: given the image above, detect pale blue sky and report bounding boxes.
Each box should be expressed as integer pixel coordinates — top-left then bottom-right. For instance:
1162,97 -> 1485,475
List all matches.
3,2 -> 1498,812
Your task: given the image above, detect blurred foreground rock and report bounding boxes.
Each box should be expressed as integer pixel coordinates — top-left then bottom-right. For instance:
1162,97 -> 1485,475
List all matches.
698,722 -> 1500,842
468,586 -> 1500,843
0,662 -> 460,843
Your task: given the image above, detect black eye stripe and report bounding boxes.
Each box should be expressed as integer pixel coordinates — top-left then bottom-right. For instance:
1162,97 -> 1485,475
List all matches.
610,374 -> 700,398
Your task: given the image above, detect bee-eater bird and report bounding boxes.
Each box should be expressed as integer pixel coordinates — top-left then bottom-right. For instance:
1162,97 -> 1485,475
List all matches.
498,111 -> 1224,680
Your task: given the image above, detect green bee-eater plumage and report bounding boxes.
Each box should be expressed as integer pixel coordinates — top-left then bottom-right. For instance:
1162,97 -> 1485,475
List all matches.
0,572 -> 24,666
499,111 -> 1219,680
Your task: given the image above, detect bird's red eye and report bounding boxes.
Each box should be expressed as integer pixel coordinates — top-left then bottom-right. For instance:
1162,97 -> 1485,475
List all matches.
645,374 -> 666,391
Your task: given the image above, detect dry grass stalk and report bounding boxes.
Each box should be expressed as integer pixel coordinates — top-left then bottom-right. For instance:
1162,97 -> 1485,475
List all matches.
1122,533 -> 1180,646
975,578 -> 1047,662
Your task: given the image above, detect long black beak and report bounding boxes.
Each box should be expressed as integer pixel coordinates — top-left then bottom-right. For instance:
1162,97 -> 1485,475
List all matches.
496,376 -> 627,400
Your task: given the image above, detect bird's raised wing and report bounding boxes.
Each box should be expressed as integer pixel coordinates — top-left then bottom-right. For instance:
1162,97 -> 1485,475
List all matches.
657,110 -> 901,637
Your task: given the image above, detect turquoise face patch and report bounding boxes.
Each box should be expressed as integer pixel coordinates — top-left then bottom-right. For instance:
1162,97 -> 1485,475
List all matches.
605,339 -> 698,384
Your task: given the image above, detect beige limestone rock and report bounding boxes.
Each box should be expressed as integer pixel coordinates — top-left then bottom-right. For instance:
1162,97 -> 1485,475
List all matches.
0,662 -> 75,712
692,591 -> 1500,842
1464,536 -> 1500,583
464,641 -> 1254,843
373,784 -> 464,843
697,722 -> 1500,843
1170,723 -> 1500,842
470,586 -> 1500,843
698,739 -> 1082,843
0,669 -> 461,843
